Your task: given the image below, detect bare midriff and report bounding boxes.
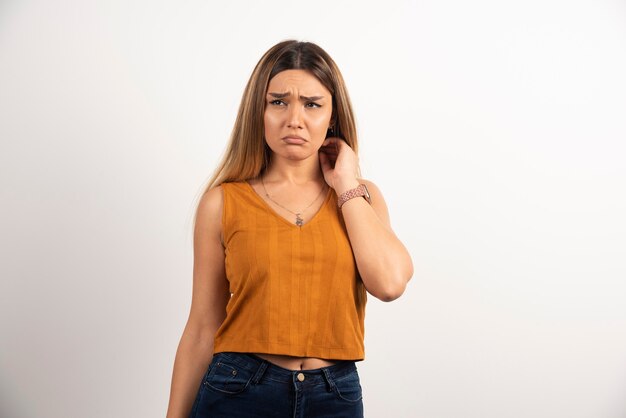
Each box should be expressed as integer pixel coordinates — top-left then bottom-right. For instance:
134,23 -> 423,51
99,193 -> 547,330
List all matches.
252,353 -> 339,371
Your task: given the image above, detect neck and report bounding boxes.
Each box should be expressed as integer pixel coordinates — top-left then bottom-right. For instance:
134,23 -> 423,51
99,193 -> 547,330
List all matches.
263,155 -> 324,185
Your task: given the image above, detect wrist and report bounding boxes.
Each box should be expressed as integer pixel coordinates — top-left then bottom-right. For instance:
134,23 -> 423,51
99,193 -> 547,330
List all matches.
337,183 -> 372,209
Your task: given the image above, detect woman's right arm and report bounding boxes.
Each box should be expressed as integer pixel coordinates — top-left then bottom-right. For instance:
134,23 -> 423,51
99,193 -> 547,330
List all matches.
166,186 -> 230,418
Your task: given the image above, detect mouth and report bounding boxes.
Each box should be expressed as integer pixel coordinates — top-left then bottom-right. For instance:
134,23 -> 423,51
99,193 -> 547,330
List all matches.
282,135 -> 306,145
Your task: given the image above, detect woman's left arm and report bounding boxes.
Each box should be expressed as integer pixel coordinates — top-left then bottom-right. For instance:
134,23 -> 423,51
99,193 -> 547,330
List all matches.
319,137 -> 414,302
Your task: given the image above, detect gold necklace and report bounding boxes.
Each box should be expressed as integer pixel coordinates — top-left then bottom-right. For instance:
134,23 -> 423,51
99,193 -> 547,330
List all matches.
260,177 -> 327,227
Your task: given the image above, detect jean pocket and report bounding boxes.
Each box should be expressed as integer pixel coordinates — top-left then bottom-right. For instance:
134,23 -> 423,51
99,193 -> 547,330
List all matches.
204,354 -> 254,395
332,369 -> 363,403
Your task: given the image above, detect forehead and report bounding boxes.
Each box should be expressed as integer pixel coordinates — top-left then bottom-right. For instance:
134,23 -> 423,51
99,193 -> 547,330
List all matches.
267,69 -> 330,95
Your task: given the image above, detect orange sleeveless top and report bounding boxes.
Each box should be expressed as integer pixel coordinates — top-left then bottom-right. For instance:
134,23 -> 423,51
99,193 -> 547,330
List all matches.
212,181 -> 367,361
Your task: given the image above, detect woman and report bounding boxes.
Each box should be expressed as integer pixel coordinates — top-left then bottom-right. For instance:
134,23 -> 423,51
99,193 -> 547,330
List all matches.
166,40 -> 413,418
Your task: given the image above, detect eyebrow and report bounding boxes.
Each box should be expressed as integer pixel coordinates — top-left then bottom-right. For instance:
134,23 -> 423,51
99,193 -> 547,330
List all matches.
267,92 -> 325,101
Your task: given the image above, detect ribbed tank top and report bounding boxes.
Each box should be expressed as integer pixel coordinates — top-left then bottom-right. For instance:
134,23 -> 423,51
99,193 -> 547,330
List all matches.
212,181 -> 367,361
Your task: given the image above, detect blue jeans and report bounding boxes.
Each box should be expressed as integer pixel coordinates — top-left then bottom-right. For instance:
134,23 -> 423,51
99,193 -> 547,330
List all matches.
188,351 -> 364,418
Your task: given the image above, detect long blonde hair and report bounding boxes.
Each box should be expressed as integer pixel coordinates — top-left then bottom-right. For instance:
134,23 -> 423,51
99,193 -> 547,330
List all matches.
190,40 -> 359,231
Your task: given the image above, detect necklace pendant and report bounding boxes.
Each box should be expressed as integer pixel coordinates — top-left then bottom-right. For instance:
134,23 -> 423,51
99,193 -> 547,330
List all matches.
295,214 -> 304,227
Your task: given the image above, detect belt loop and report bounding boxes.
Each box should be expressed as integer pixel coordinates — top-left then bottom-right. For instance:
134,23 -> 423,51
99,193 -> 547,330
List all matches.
321,367 -> 336,392
251,360 -> 269,384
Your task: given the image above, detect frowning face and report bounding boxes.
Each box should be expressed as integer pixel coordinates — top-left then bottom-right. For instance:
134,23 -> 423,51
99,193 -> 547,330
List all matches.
263,69 -> 333,162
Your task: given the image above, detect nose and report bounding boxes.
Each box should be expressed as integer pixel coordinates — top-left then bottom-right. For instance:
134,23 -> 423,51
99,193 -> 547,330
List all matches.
286,103 -> 304,129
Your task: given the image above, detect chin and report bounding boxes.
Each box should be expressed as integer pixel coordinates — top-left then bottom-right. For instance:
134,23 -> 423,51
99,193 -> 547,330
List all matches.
278,148 -> 315,161
284,152 -> 312,161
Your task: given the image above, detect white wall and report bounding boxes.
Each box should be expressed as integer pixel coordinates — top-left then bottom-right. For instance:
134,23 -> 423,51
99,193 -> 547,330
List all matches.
1,1 -> 625,417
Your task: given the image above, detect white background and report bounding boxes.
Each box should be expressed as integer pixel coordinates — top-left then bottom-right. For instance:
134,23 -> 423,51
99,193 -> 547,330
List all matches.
1,1 -> 625,417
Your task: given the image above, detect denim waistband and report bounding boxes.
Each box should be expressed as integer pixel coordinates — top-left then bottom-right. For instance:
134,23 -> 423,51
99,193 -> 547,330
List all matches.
214,351 -> 357,386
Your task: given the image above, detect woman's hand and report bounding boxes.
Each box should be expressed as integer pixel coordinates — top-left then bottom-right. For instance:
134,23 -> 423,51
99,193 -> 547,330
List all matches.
318,137 -> 360,194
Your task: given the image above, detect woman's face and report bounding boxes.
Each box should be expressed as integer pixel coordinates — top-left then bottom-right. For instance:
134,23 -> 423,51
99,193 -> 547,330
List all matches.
263,69 -> 333,162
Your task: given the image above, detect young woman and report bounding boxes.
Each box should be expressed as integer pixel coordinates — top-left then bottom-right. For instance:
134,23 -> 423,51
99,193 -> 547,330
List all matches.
166,40 -> 413,418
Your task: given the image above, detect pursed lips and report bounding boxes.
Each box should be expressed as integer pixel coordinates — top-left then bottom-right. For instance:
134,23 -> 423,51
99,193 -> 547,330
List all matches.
282,136 -> 307,144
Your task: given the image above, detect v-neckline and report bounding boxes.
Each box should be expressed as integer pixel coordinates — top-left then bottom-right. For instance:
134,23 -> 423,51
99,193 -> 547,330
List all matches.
244,180 -> 333,229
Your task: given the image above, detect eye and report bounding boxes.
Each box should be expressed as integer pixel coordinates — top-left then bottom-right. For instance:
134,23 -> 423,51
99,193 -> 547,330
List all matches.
268,99 -> 321,108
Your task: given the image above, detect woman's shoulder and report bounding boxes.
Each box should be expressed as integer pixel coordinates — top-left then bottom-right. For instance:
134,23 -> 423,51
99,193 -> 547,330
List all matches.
220,180 -> 254,198
196,180 -> 248,225
203,180 -> 249,202
218,180 -> 263,208
197,185 -> 225,221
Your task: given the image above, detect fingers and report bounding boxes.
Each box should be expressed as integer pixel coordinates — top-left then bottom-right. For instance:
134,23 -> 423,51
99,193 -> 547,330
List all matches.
319,148 -> 333,173
319,145 -> 337,167
322,136 -> 344,148
320,136 -> 339,155
321,136 -> 344,157
319,144 -> 338,157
